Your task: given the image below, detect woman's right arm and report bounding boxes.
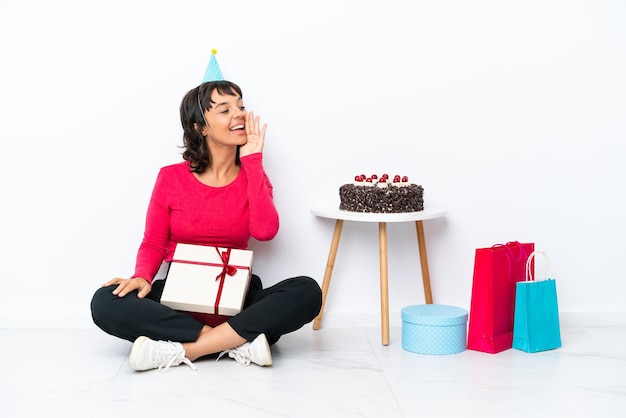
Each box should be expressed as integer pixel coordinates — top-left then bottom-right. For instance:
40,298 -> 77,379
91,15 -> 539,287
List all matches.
132,169 -> 171,283
103,169 -> 171,298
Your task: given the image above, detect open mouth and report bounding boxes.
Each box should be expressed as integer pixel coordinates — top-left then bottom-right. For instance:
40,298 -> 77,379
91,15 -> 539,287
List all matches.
230,125 -> 245,131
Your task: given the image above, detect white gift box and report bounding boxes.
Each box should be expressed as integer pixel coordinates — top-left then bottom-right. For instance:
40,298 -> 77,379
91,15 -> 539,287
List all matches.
160,243 -> 253,316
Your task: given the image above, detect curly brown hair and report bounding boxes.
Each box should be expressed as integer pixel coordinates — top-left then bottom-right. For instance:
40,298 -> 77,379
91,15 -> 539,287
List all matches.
179,80 -> 244,173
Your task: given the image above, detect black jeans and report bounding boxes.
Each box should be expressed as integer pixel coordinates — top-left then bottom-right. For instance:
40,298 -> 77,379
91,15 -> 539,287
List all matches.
91,274 -> 322,346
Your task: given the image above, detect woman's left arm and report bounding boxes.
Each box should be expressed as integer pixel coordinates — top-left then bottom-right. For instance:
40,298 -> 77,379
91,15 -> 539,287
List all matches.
239,111 -> 279,240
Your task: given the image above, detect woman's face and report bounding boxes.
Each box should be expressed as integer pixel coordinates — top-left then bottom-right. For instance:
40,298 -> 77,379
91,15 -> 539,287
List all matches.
203,90 -> 248,146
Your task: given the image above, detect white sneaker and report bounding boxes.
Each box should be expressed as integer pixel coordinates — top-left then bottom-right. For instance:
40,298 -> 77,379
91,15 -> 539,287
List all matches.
217,333 -> 272,366
129,336 -> 197,372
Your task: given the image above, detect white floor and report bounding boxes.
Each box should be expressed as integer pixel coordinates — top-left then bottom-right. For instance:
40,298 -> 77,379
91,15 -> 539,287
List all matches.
1,321 -> 625,418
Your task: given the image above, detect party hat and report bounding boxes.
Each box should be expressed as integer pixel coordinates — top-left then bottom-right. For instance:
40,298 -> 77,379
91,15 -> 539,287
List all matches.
202,49 -> 224,82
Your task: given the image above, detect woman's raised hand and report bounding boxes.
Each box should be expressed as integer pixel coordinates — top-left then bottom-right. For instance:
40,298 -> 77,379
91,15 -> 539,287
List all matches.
239,111 -> 267,157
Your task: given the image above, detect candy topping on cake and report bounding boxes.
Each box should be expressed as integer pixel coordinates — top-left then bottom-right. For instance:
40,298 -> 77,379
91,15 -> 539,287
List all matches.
340,173 -> 424,213
352,173 -> 410,187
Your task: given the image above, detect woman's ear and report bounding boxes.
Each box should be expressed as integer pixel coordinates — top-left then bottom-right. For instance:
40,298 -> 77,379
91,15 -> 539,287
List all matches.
193,122 -> 207,136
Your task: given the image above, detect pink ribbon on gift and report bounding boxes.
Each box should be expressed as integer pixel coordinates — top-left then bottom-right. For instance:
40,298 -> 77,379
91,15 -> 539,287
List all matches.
213,247 -> 237,314
171,246 -> 250,315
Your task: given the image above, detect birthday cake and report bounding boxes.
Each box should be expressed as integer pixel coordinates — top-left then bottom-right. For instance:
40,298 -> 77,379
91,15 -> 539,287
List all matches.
339,174 -> 424,213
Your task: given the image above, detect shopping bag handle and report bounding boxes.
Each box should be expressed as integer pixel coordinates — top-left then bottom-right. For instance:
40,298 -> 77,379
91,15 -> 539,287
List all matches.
492,241 -> 532,283
526,251 -> 550,282
491,241 -> 527,261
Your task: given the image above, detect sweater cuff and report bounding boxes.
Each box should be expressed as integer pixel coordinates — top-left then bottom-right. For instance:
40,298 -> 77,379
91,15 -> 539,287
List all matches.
131,273 -> 153,285
240,152 -> 262,165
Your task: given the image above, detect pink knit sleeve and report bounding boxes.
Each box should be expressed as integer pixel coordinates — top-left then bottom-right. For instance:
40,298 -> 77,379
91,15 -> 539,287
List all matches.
240,153 -> 279,241
131,169 -> 170,284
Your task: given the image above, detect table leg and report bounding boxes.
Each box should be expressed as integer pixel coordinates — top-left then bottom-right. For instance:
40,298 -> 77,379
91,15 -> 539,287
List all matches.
313,219 -> 344,330
415,220 -> 433,304
379,222 -> 390,346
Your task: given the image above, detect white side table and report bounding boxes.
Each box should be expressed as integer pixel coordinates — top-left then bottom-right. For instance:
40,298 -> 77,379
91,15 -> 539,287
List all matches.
311,206 -> 447,345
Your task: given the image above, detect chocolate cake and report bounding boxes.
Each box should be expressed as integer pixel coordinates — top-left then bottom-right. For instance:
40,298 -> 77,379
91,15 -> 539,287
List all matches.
339,174 -> 424,213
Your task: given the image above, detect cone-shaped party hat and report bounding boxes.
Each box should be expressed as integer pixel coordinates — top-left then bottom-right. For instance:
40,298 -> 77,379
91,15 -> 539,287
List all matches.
202,49 -> 224,82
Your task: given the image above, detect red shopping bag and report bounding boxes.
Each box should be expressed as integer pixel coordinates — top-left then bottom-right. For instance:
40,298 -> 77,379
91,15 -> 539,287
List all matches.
467,241 -> 534,353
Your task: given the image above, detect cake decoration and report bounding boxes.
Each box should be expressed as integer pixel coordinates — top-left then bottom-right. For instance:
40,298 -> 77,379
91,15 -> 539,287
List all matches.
339,173 -> 424,213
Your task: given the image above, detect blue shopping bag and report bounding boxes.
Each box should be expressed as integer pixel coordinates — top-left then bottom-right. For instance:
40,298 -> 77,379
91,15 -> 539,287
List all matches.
512,251 -> 562,353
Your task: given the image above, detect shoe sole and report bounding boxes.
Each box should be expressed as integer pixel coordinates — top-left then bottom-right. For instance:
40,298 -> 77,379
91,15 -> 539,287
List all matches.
129,336 -> 150,371
255,334 -> 272,366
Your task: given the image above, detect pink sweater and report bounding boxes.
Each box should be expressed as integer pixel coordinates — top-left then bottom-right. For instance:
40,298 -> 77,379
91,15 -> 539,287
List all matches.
132,153 -> 279,283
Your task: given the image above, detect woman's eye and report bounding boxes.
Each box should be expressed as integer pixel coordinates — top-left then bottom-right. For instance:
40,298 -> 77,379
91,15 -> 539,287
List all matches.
240,106 -> 246,111
220,110 -> 229,114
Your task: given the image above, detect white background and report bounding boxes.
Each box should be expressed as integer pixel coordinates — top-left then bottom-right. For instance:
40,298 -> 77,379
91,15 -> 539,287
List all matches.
1,0 -> 624,328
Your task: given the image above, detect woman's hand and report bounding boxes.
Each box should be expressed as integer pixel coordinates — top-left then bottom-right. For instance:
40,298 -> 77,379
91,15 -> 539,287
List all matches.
102,277 -> 152,298
240,111 -> 267,157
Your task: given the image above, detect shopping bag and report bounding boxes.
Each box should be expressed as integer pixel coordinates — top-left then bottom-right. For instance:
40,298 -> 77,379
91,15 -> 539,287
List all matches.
467,241 -> 534,353
512,251 -> 561,353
